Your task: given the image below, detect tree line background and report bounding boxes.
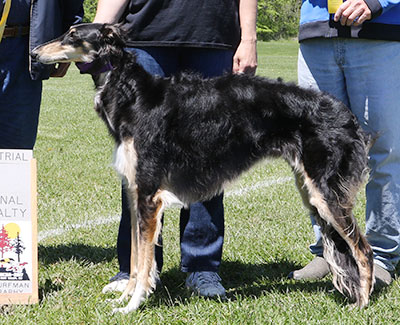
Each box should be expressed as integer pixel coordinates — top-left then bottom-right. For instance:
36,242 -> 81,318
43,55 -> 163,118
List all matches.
83,0 -> 301,41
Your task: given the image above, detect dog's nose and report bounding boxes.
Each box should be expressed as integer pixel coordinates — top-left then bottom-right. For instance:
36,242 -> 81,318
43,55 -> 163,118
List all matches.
30,50 -> 38,60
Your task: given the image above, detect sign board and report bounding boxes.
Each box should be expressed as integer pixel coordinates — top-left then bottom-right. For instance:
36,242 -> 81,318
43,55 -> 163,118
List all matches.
0,150 -> 38,304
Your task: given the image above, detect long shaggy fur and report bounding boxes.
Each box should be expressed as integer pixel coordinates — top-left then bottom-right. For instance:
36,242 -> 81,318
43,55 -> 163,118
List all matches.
32,23 -> 375,312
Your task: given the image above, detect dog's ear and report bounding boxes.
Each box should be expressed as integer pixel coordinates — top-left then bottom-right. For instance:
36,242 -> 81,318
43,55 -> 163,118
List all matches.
96,24 -> 127,62
100,24 -> 126,47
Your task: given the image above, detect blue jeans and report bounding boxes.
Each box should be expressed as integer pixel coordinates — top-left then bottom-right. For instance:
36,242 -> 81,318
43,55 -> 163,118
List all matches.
298,38 -> 400,272
117,47 -> 233,274
0,36 -> 42,149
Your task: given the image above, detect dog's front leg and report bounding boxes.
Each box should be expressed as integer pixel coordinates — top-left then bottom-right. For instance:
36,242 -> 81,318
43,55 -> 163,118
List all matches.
113,191 -> 162,314
115,186 -> 139,303
103,185 -> 139,305
105,139 -> 140,299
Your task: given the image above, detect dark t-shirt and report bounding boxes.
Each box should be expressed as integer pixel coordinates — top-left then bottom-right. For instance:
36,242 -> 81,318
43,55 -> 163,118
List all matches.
121,0 -> 240,50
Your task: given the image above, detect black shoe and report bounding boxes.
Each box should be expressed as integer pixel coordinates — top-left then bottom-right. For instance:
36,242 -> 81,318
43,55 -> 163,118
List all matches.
185,271 -> 226,298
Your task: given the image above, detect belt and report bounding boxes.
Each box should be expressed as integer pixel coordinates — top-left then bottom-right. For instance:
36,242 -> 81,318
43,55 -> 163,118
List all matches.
3,26 -> 29,38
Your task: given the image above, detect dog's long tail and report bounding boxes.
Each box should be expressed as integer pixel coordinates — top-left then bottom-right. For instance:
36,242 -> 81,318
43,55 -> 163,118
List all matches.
292,98 -> 374,307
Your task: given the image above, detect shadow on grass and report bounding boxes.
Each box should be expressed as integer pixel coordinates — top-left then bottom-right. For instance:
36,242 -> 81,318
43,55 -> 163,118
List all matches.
38,244 -> 388,307
146,259 -> 343,308
38,243 -> 116,265
220,260 -> 333,295
38,243 -> 117,299
38,245 -> 335,305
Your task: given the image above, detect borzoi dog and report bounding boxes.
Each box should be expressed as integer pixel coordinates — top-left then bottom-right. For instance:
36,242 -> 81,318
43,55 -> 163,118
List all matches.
32,23 -> 374,313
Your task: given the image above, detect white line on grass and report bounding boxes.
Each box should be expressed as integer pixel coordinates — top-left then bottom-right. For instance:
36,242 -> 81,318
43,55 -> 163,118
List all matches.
38,215 -> 121,242
225,176 -> 292,197
38,176 -> 293,242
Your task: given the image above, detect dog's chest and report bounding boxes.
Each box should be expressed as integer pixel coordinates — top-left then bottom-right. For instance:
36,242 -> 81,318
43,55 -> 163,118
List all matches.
113,139 -> 138,187
94,73 -> 117,134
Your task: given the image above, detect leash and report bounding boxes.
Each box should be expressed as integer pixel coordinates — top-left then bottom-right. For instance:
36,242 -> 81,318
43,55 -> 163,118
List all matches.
0,0 -> 12,43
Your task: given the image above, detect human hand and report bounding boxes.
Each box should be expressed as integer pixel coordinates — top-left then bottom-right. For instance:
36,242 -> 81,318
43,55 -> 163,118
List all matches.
334,0 -> 372,26
50,63 -> 71,77
233,40 -> 258,75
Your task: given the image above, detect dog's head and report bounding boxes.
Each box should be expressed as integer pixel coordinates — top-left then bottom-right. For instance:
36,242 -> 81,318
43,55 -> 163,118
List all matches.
31,23 -> 125,65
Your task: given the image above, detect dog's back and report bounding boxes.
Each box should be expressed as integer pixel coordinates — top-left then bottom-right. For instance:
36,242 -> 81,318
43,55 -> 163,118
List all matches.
150,73 -> 368,205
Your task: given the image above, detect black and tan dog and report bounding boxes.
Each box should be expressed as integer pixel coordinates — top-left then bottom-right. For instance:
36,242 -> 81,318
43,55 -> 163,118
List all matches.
32,23 -> 374,313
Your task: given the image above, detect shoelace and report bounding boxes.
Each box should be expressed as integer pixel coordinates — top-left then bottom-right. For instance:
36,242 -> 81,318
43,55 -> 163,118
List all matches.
193,272 -> 222,286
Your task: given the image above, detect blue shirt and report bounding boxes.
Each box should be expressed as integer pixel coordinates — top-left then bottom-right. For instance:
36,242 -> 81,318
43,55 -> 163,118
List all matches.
299,0 -> 400,41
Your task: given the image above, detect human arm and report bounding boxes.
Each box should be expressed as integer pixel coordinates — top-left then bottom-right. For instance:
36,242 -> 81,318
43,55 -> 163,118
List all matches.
233,0 -> 258,75
93,0 -> 130,23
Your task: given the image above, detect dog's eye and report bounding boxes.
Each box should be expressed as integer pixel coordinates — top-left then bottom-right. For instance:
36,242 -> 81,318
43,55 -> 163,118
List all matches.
69,31 -> 76,39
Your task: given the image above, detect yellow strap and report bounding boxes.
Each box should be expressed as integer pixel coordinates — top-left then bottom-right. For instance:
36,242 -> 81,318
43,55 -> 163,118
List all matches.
0,0 -> 12,43
328,0 -> 343,14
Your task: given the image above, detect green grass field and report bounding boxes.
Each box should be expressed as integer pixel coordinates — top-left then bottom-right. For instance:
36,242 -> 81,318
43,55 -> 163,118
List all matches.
2,40 -> 400,324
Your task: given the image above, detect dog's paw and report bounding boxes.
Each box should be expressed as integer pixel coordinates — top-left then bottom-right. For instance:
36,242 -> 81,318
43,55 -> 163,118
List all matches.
112,307 -> 130,315
102,279 -> 129,294
112,304 -> 139,315
105,297 -> 126,304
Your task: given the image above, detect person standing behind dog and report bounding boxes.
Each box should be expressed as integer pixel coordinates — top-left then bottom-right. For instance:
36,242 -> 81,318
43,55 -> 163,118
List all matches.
93,0 -> 258,298
0,0 -> 84,150
289,0 -> 400,287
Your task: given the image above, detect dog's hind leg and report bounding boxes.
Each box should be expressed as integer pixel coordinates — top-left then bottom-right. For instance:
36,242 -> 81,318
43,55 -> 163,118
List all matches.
114,190 -> 164,314
318,213 -> 374,307
294,168 -> 374,307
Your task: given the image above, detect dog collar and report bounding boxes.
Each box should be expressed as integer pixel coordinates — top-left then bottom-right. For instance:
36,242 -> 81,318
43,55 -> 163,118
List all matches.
76,61 -> 113,75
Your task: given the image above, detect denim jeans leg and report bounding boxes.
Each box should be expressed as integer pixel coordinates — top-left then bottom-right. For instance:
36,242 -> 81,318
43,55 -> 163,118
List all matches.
180,193 -> 224,272
343,39 -> 400,272
0,37 -> 42,149
118,187 -> 133,274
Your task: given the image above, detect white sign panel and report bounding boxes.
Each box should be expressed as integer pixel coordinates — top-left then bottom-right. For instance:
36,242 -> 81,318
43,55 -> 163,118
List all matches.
0,150 -> 38,304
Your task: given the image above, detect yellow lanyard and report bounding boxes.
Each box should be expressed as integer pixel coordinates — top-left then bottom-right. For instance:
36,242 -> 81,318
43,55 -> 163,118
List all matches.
0,0 -> 12,43
328,0 -> 343,14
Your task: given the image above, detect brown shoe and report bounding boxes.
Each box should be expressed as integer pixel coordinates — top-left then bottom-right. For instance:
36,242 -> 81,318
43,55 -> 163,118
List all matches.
374,264 -> 393,289
288,256 -> 330,280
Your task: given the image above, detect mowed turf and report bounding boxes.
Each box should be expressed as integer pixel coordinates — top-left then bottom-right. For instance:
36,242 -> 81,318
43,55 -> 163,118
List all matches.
1,40 -> 400,324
